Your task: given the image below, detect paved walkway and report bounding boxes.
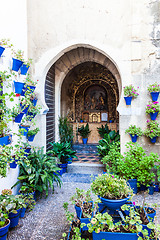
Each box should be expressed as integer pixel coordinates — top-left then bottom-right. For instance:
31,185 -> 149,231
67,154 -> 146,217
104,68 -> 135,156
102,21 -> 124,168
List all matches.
7,173 -> 160,240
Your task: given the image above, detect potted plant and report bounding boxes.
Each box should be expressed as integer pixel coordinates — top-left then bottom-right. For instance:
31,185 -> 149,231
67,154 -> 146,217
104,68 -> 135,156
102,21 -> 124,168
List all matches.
0,121 -> 11,146
97,123 -> 111,138
0,38 -> 13,57
123,85 -> 139,105
21,75 -> 38,96
11,105 -> 24,123
147,82 -> 160,101
30,92 -> 38,106
59,117 -> 73,144
27,127 -> 40,142
78,123 -> 91,144
11,49 -> 24,72
125,125 -> 143,142
0,145 -> 12,177
91,173 -> 133,210
20,58 -> 32,75
26,104 -> 40,121
143,120 -> 160,143
146,101 -> 160,120
49,142 -> 77,173
0,210 -> 10,240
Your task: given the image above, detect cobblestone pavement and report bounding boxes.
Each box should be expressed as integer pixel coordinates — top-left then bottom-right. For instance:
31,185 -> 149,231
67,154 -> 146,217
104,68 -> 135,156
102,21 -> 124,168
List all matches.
7,175 -> 160,240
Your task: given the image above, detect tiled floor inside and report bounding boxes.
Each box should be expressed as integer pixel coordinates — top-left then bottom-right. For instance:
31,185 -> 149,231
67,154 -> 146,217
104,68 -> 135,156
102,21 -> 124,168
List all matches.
72,153 -> 101,163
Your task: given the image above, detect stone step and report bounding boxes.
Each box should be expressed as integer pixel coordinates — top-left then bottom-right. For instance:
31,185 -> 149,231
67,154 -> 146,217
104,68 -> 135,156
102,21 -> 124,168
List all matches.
73,144 -> 98,153
67,162 -> 105,174
62,173 -> 98,183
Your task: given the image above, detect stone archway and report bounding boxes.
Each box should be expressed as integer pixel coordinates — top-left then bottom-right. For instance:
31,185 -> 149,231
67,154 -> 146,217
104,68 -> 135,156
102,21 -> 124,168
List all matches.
44,46 -> 122,149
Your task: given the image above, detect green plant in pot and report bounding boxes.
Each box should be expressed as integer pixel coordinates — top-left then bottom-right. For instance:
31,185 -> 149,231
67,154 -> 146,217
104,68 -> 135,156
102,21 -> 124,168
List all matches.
123,84 -> 139,105
125,125 -> 143,142
59,116 -> 73,144
97,123 -> 111,138
27,127 -> 39,142
0,145 -> 12,177
143,120 -> 160,143
78,123 -> 91,144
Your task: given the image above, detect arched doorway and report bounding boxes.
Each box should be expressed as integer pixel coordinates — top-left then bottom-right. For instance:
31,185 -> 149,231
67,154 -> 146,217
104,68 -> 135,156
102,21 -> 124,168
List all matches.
44,45 -> 122,150
61,62 -> 119,144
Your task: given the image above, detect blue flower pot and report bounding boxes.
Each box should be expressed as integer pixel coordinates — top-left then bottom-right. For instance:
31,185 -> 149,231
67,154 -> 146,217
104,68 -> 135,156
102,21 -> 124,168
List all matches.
150,112 -> 158,120
154,183 -> 159,192
32,99 -> 37,106
92,231 -> 139,240
149,186 -> 154,195
75,205 -> 81,219
150,136 -> 157,143
9,209 -> 21,228
100,196 -> 130,210
20,103 -> 30,114
144,207 -> 156,222
0,136 -> 10,146
0,219 -> 10,240
20,64 -> 29,75
82,138 -> 88,144
27,134 -> 35,142
79,211 -> 93,231
10,160 -> 18,169
27,112 -> 36,121
12,58 -> 23,72
14,81 -> 25,95
127,179 -> 138,194
20,207 -> 26,218
14,112 -> 24,123
150,92 -> 159,101
68,157 -> 72,164
19,125 -> 30,136
0,46 -> 5,57
124,96 -> 133,105
130,134 -> 138,143
24,148 -> 31,157
58,163 -> 67,173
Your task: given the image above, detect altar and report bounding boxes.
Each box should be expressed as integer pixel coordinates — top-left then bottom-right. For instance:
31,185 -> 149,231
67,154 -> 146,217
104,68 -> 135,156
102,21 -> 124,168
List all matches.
73,122 -> 118,144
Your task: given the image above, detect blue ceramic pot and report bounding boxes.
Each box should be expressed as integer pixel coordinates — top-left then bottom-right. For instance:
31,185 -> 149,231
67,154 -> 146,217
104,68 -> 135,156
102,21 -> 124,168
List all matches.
75,205 -> 81,219
27,134 -> 35,142
127,179 -> 138,194
32,99 -> 37,106
0,46 -> 5,57
19,125 -> 30,136
150,112 -> 158,120
145,207 -> 156,222
14,112 -> 24,123
124,96 -> 133,105
9,209 -> 21,228
100,195 -> 130,210
130,134 -> 138,143
58,163 -> 67,173
20,207 -> 26,218
14,81 -> 25,95
12,58 -> 23,72
20,103 -> 29,114
92,231 -> 139,240
27,112 -> 36,121
149,186 -> 154,195
82,138 -> 88,144
150,136 -> 157,143
150,92 -> 159,101
10,160 -> 18,169
0,136 -> 10,146
0,219 -> 10,240
20,64 -> 29,75
79,211 -> 93,231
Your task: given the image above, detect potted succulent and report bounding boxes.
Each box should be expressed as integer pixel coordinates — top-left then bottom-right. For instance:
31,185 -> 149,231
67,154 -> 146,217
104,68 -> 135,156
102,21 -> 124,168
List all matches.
78,123 -> 91,144
143,120 -> 160,143
11,49 -> 24,72
147,82 -> 160,101
146,101 -> 160,121
125,125 -> 143,142
123,84 -> 139,105
27,127 -> 40,142
91,173 -> 133,210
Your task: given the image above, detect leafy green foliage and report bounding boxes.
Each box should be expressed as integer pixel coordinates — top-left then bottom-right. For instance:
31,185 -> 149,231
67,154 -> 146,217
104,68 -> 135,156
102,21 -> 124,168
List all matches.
27,127 -> 39,137
123,85 -> 139,98
78,123 -> 91,138
59,117 -> 73,144
125,125 -> 143,137
147,82 -> 160,93
49,142 -> 77,164
146,102 -> 160,114
143,120 -> 160,138
12,147 -> 62,197
97,130 -> 120,157
97,123 -> 110,138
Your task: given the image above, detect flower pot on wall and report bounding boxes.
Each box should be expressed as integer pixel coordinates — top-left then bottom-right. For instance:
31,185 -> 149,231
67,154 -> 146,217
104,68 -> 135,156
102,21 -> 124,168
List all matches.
12,58 -> 23,72
0,219 -> 10,240
124,96 -> 132,105
27,134 -> 35,142
150,136 -> 157,143
0,135 -> 10,146
10,160 -> 18,169
14,112 -> 24,123
82,138 -> 88,144
20,103 -> 29,114
150,112 -> 158,120
150,92 -> 159,101
14,81 -> 25,95
0,46 -> 5,57
19,125 -> 30,136
130,134 -> 138,143
20,64 -> 29,75
32,99 -> 37,106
